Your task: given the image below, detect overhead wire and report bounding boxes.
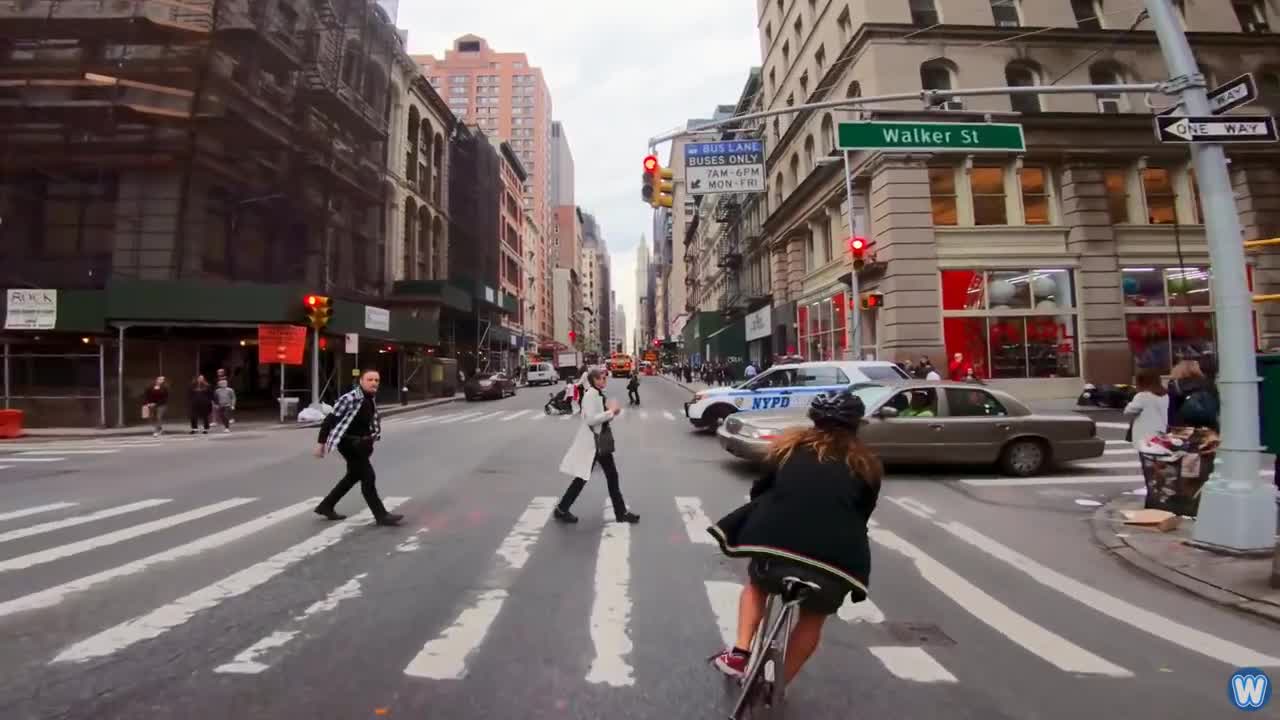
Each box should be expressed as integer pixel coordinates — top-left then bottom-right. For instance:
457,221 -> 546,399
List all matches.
1048,10 -> 1151,85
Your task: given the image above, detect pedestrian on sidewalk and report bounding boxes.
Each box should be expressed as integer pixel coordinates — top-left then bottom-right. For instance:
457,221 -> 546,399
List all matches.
627,369 -> 641,406
213,378 -> 237,433
554,368 -> 639,525
1124,368 -> 1169,450
188,375 -> 213,434
142,376 -> 169,437
313,368 -> 403,526
744,362 -> 757,380
1167,358 -> 1220,431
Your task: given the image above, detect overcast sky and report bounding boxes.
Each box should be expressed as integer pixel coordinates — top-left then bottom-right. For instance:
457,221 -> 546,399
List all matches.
398,1 -> 760,353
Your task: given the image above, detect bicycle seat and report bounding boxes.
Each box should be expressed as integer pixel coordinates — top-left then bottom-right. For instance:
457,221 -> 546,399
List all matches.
780,576 -> 822,601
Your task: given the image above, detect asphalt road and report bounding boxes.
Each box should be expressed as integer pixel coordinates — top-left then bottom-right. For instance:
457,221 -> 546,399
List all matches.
1,377 -> 1277,719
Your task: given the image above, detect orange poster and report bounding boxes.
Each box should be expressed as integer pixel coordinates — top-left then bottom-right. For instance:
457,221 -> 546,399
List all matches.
258,324 -> 308,365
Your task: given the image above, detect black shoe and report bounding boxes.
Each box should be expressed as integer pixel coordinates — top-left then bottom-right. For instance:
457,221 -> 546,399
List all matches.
554,507 -> 579,523
615,511 -> 640,524
314,507 -> 347,521
375,513 -> 404,526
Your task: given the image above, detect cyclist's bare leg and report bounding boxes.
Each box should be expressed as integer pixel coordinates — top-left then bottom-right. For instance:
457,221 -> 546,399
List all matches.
783,611 -> 827,683
734,581 -> 768,649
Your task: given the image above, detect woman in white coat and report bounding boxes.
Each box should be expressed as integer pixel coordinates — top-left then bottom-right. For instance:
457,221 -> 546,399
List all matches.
554,368 -> 640,524
1124,368 -> 1169,450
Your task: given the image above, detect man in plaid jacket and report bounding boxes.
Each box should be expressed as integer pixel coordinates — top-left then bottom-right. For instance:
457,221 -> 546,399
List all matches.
313,369 -> 402,526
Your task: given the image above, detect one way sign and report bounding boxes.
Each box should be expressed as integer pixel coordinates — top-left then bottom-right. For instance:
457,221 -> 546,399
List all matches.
1153,115 -> 1278,144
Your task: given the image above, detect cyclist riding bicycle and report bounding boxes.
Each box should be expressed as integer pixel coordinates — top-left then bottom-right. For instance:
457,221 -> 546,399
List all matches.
707,389 -> 882,685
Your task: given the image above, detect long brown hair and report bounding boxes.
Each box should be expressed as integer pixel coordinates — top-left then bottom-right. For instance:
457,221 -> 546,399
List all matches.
1134,368 -> 1166,396
765,425 -> 883,487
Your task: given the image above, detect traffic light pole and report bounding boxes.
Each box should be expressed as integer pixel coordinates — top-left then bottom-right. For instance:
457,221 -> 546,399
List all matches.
842,150 -> 861,359
311,326 -> 321,410
1145,0 -> 1274,552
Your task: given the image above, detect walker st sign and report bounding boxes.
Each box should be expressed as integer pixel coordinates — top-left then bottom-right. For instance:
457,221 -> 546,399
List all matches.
837,121 -> 1026,152
1153,115 -> 1278,144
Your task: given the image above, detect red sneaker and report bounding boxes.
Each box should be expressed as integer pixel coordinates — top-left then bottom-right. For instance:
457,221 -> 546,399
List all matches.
710,648 -> 750,678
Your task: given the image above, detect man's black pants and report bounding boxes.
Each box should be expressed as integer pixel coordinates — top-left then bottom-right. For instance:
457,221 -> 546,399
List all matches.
319,439 -> 389,518
628,388 -> 640,405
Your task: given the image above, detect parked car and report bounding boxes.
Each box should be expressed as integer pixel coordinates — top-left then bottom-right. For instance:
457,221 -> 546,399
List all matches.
464,372 -> 518,401
717,381 -> 1104,476
527,362 -> 558,386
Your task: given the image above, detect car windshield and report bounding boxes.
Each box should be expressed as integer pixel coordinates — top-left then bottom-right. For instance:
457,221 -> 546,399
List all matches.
739,368 -> 796,389
847,384 -> 896,408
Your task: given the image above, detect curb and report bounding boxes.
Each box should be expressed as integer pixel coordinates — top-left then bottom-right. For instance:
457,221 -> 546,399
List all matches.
5,396 -> 461,440
659,375 -> 701,395
1089,499 -> 1280,625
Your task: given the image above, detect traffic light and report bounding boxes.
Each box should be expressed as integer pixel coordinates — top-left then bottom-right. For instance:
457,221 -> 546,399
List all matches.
304,294 -> 332,329
653,338 -> 660,347
568,330 -> 577,343
848,236 -> 870,271
641,155 -> 674,208
860,292 -> 884,310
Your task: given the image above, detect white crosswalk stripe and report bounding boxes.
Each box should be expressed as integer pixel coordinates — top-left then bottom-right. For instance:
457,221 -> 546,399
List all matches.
18,449 -> 118,456
0,501 -> 78,523
0,499 -> 171,545
663,411 -> 676,421
585,503 -> 634,687
51,498 -> 408,664
465,411 -> 507,423
500,410 -> 531,422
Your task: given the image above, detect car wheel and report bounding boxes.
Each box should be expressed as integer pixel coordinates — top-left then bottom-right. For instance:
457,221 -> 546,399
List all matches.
999,438 -> 1048,477
704,405 -> 735,431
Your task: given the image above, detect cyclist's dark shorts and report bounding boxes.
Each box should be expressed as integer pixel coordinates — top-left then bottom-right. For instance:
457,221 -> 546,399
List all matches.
748,557 -> 853,616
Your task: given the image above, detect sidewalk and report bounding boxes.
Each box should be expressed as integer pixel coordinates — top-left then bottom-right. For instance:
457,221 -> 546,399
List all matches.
8,394 -> 462,440
1090,494 -> 1280,624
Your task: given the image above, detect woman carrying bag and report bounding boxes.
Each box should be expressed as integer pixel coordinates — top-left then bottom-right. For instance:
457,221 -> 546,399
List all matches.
554,368 -> 640,525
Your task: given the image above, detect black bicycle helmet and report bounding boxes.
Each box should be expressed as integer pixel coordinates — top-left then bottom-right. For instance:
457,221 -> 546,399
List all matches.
807,390 -> 866,429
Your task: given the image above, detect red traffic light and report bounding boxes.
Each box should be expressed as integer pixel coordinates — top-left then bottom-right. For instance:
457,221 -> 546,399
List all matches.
643,155 -> 658,173
847,236 -> 867,254
569,330 -> 577,341
305,294 -> 320,306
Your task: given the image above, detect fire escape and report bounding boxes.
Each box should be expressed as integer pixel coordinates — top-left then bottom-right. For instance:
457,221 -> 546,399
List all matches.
715,195 -> 744,318
684,211 -> 700,314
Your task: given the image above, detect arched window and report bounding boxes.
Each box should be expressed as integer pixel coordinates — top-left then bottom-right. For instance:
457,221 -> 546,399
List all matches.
820,113 -> 835,153
417,208 -> 431,280
1089,62 -> 1126,113
774,173 -> 784,210
432,216 -> 446,279
920,60 -> 954,93
1259,68 -> 1280,115
788,153 -> 800,194
803,135 -> 816,174
846,80 -> 861,98
1005,62 -> 1040,113
420,122 -> 432,198
406,107 -> 420,182
403,199 -> 417,280
432,134 -> 445,205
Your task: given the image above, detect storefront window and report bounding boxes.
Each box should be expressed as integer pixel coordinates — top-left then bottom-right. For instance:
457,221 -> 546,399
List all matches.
1121,267 -> 1165,307
1021,167 -> 1050,225
1166,267 -> 1210,307
1142,167 -> 1176,224
971,167 -> 1007,225
1123,265 -> 1255,372
929,167 -> 958,226
939,269 -> 1079,379
797,292 -> 848,361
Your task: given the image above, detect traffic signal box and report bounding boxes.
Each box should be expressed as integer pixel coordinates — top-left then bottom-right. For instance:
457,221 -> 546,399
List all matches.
641,155 -> 674,208
304,294 -> 332,330
860,292 -> 884,310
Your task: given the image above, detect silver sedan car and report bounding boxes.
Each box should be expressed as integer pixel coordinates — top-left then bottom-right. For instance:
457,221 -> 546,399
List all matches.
717,381 -> 1105,476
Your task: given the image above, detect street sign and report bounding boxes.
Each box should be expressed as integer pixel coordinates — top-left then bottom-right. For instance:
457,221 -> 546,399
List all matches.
683,140 -> 765,196
837,121 -> 1025,152
345,333 -> 359,354
1158,73 -> 1258,117
257,324 -> 307,365
1153,115 -> 1277,144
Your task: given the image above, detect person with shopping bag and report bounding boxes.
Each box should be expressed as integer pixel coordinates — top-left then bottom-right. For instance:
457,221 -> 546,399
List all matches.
553,368 -> 639,525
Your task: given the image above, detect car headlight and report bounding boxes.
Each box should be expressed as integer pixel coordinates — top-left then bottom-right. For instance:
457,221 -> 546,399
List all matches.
694,391 -> 707,401
479,380 -> 493,387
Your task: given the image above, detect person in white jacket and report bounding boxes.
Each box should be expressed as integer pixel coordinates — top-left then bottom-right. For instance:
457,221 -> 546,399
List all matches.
1124,368 -> 1170,450
554,368 -> 640,524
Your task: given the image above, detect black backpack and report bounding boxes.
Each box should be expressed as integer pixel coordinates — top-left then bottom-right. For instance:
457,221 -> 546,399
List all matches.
1178,382 -> 1219,427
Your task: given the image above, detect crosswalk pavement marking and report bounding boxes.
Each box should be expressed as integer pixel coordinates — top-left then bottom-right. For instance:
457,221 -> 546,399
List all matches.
0,457 -> 66,463
1096,422 -> 1129,430
0,499 -> 320,619
933,518 -> 1280,668
663,411 -> 675,421
215,572 -> 369,675
1104,440 -> 1128,447
17,449 -> 118,456
440,412 -> 483,424
869,526 -> 1132,677
0,465 -> 11,470
465,411 -> 507,424
868,646 -> 958,683
0,501 -> 78,523
837,598 -> 885,624
675,497 -> 716,545
1103,449 -> 1133,455
639,411 -> 649,420
500,410 -> 531,421
0,498 -> 257,573
531,412 -> 545,421
560,413 -> 574,421
0,499 -> 172,545
51,498 -> 408,664
405,497 -> 555,680
585,503 -> 634,687
704,581 -> 742,647
962,475 -> 1143,487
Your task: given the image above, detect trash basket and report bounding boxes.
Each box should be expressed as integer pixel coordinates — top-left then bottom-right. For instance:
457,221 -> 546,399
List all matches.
0,409 -> 24,439
1139,450 -> 1213,517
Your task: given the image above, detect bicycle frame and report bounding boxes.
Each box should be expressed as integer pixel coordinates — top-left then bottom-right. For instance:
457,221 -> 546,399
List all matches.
728,592 -> 801,719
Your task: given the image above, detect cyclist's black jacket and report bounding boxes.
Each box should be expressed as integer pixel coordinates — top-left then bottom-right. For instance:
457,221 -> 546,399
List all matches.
708,445 -> 877,600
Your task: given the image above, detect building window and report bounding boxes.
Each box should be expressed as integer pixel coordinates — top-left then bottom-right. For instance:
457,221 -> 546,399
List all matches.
765,22 -> 773,44
1258,70 -> 1280,115
1141,167 -> 1176,224
797,293 -> 848,361
1072,0 -> 1103,29
1104,168 -> 1129,224
782,41 -> 790,65
1005,63 -> 1040,113
815,45 -> 826,72
449,86 -> 466,97
1089,63 -> 1126,113
1235,1 -> 1271,31
1020,167 -> 1050,225
920,60 -> 953,93
513,62 -> 524,69
449,75 -> 468,85
910,0 -> 939,26
838,7 -> 853,42
971,167 -> 1007,225
1122,267 -> 1252,371
799,71 -> 809,96
794,16 -> 803,42
941,269 -> 1079,379
929,167 -> 958,226
990,0 -> 1020,27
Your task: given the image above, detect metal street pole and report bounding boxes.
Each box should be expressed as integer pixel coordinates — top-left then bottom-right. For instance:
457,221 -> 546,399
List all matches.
311,326 -> 320,409
1145,0 -> 1274,551
842,149 -> 861,359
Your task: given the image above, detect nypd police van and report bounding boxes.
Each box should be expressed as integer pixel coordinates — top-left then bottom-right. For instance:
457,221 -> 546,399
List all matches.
683,361 -> 910,429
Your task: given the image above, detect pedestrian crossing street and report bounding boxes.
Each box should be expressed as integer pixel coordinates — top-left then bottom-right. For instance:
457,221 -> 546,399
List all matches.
2,490 -> 1277,691
0,433 -> 241,472
383,407 -> 684,427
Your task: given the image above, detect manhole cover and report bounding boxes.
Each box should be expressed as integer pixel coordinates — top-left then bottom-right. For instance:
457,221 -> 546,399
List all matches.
885,622 -> 955,647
